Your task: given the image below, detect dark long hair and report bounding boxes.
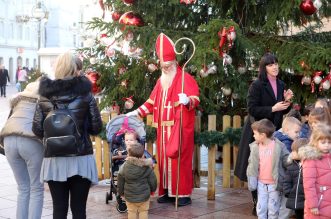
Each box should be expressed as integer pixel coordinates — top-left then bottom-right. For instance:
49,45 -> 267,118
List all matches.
258,53 -> 278,81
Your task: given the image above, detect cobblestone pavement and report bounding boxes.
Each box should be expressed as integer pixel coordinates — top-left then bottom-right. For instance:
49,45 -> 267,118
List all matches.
0,84 -> 254,218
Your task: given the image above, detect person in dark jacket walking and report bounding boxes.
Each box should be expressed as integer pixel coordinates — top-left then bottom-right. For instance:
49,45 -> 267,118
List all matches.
283,138 -> 308,219
234,53 -> 293,215
0,65 -> 10,97
32,51 -> 102,219
117,142 -> 157,219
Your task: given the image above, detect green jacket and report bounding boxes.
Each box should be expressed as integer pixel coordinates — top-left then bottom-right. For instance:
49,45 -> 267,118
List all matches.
117,157 -> 157,203
246,138 -> 289,192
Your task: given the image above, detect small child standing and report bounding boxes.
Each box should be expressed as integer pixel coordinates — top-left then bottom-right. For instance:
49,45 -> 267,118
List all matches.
274,116 -> 302,152
273,116 -> 301,219
247,119 -> 289,219
117,142 -> 157,219
299,124 -> 331,219
283,138 -> 309,219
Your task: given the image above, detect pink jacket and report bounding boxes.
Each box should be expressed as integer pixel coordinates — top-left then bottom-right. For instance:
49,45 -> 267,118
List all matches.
299,146 -> 331,219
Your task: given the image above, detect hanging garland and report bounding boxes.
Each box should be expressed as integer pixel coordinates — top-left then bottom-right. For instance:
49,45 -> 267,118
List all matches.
98,124 -> 242,149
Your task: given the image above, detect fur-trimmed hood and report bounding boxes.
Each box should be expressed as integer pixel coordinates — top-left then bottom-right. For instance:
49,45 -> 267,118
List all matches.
10,80 -> 40,108
298,145 -> 323,160
38,76 -> 92,98
126,156 -> 153,167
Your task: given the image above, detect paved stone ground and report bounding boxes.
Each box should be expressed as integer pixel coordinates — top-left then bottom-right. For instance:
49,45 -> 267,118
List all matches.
0,84 -> 254,218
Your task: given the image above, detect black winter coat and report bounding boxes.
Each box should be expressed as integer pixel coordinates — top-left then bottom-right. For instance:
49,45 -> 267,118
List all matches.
32,76 -> 102,156
283,160 -> 305,210
0,68 -> 10,85
234,78 -> 291,181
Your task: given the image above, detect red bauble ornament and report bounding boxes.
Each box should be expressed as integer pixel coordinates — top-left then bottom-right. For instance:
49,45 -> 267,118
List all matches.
86,71 -> 101,95
119,11 -> 144,27
123,0 -> 135,4
112,12 -> 122,21
123,96 -> 134,109
300,0 -> 317,15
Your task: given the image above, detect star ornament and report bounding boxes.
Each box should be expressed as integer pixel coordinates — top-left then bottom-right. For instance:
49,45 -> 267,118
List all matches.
180,0 -> 196,4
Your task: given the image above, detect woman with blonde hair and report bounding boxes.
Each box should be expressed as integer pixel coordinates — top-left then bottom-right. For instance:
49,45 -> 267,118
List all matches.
32,51 -> 102,219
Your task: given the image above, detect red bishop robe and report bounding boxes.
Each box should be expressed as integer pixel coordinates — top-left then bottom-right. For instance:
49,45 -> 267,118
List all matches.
137,66 -> 199,197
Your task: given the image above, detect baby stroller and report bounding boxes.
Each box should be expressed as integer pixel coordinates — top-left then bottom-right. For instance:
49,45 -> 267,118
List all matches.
105,115 -> 155,213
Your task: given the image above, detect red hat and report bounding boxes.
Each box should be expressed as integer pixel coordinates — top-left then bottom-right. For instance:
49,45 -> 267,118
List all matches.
155,33 -> 176,63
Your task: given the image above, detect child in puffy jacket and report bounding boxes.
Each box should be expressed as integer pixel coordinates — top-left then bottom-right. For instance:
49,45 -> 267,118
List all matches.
247,119 -> 289,219
283,138 -> 309,219
273,116 -> 302,219
117,142 -> 157,219
299,123 -> 331,219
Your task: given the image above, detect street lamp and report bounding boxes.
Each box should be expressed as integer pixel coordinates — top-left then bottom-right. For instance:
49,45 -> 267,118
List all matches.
32,1 -> 48,70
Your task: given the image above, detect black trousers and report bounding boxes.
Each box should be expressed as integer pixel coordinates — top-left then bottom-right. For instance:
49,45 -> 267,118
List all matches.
48,175 -> 91,219
295,209 -> 304,219
0,85 -> 6,96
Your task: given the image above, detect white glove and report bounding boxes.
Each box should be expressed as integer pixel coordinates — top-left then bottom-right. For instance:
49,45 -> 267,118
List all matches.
178,93 -> 189,105
126,110 -> 138,117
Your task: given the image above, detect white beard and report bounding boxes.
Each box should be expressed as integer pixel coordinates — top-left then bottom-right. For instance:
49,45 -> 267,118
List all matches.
160,66 -> 177,90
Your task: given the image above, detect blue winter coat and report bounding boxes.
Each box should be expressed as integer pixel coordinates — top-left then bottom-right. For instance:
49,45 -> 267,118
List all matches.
273,130 -> 293,152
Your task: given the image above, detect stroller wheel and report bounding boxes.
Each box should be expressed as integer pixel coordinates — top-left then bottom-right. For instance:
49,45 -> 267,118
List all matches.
116,202 -> 127,213
106,192 -> 112,204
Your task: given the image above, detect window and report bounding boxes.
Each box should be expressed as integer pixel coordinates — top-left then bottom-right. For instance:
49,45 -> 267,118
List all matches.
9,23 -> 14,39
18,24 -> 23,40
25,27 -> 30,40
0,21 -> 4,38
73,34 -> 77,47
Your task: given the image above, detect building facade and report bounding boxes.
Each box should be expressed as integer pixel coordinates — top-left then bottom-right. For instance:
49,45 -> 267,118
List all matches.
0,0 -> 99,81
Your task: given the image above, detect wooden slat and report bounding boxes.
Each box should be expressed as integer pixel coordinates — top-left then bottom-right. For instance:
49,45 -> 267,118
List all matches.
233,115 -> 242,188
95,137 -> 103,179
193,116 -> 201,188
101,112 -> 110,124
207,115 -> 216,200
103,140 -> 110,179
222,115 -> 231,188
110,112 -> 118,119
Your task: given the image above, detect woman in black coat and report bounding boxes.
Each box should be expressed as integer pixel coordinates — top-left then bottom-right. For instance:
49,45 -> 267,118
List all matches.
32,52 -> 102,219
234,53 -> 293,214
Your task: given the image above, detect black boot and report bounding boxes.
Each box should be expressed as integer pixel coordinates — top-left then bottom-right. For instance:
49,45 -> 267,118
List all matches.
157,193 -> 175,203
251,190 -> 258,216
178,197 -> 192,206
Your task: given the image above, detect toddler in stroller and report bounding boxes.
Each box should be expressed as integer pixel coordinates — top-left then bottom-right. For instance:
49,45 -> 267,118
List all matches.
105,115 -> 156,213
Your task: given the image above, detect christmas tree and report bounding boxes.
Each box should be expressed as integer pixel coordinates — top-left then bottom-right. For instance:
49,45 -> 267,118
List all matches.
78,0 -> 331,130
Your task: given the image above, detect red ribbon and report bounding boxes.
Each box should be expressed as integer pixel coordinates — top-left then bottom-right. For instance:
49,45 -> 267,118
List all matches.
218,27 -> 227,57
122,95 -> 134,103
116,117 -> 135,136
218,26 -> 236,58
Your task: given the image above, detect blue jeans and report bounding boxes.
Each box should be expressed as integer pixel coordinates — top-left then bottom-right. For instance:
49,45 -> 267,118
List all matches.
257,181 -> 281,219
4,136 -> 44,219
